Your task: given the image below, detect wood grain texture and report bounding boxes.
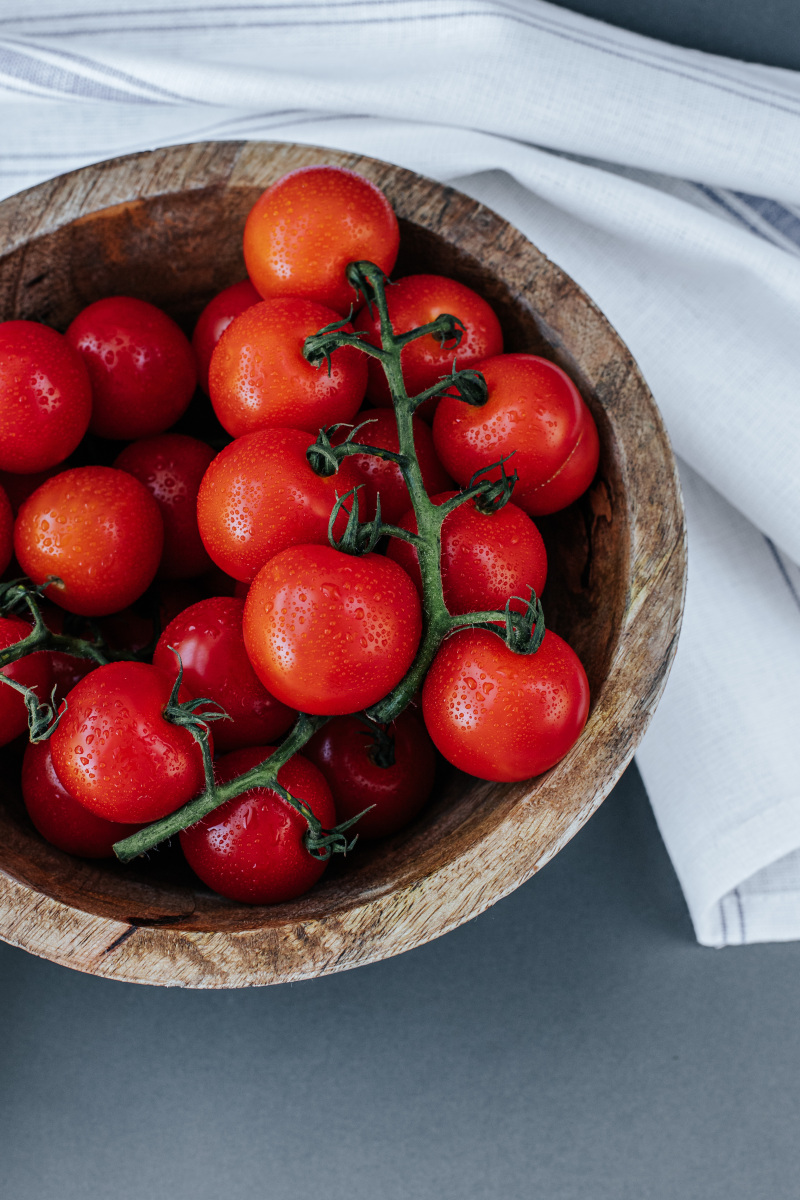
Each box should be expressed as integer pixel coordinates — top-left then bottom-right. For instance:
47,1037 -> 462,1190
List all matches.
0,142 -> 686,987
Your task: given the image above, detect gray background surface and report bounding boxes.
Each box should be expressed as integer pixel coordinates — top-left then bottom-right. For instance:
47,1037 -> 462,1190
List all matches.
3,4 -> 800,1198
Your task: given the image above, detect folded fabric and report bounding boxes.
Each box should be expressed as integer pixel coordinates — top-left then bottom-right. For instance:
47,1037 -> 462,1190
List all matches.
0,0 -> 798,945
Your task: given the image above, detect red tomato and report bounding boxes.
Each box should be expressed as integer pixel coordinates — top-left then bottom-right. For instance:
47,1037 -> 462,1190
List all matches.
66,296 -> 197,440
153,597 -> 295,753
305,711 -> 436,839
243,166 -> 400,315
196,427 -> 359,583
0,320 -> 92,473
387,491 -> 547,616
113,433 -> 215,579
192,278 -> 261,394
433,354 -> 600,516
422,628 -> 590,782
208,298 -> 367,438
0,483 -> 12,576
14,466 -> 164,617
50,661 -> 210,823
0,614 -> 53,747
353,275 -> 503,414
180,745 -> 336,904
22,739 -> 142,858
49,651 -> 95,704
243,545 -> 422,715
332,409 -> 452,523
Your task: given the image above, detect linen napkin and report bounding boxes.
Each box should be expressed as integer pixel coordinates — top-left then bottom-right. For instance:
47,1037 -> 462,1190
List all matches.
0,0 -> 798,946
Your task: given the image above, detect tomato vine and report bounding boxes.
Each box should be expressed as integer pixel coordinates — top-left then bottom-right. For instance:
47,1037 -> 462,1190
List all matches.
0,261 -> 546,865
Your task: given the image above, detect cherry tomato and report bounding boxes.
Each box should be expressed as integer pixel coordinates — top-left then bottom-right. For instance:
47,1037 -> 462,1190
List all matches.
196,427 -> 359,583
0,483 -> 12,576
66,296 -> 197,440
50,661 -> 210,823
0,614 -> 53,747
14,466 -> 164,617
387,491 -> 547,617
305,711 -> 436,839
353,274 -> 503,415
192,278 -> 261,394
153,597 -> 295,753
243,545 -> 422,715
332,409 -> 452,523
0,320 -> 92,473
208,298 -> 367,438
114,433 -> 215,580
422,628 -> 590,782
433,354 -> 600,517
22,739 -> 142,858
180,745 -> 336,904
243,166 -> 400,315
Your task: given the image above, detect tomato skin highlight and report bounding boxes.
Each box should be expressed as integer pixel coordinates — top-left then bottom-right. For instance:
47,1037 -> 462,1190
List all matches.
353,274 -> 503,414
387,491 -> 547,617
305,711 -> 436,839
433,354 -> 599,516
66,296 -> 197,440
333,408 -> 452,523
0,320 -> 92,473
208,298 -> 367,438
50,661 -> 210,823
153,597 -> 296,753
180,745 -> 336,904
422,628 -> 590,782
22,739 -> 142,858
243,545 -> 423,716
114,433 -> 216,580
192,278 -> 261,394
243,166 -> 400,315
14,466 -> 164,617
0,614 -> 53,747
196,426 -> 359,584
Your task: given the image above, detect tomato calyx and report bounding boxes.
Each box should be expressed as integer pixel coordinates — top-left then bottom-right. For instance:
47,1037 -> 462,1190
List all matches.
466,455 -> 519,515
345,260 -> 391,317
450,588 -> 546,656
327,487 -> 386,556
306,417 -> 406,479
302,310 -> 384,373
359,715 -> 396,770
0,667 -> 62,743
435,362 -> 490,409
161,645 -> 232,789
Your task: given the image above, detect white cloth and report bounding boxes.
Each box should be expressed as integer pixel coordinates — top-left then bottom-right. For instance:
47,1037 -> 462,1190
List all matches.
0,0 -> 798,946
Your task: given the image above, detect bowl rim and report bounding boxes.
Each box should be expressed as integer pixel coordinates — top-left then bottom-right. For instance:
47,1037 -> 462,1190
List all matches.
0,140 -> 686,987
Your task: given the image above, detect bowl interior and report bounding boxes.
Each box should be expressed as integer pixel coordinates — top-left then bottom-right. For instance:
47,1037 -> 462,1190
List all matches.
0,162 -> 629,936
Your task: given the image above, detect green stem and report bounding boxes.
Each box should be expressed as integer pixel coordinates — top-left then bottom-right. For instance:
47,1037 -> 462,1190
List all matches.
113,713 -> 334,863
113,261 -> 538,862
0,583 -> 135,672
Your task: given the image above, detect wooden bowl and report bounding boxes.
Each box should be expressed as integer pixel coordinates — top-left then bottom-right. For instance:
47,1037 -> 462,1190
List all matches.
0,142 -> 685,987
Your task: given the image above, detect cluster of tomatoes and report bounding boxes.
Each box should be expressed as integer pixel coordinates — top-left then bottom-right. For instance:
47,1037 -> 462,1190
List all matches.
0,164 -> 597,906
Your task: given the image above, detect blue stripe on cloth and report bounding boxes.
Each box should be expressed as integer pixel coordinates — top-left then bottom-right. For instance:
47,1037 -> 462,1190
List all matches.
734,193 -> 800,247
0,40 -> 164,102
1,0 -> 800,118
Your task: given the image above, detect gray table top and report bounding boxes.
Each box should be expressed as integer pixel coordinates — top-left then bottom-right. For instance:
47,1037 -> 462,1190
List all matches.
3,3 -> 799,1197
3,765 -> 800,1200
